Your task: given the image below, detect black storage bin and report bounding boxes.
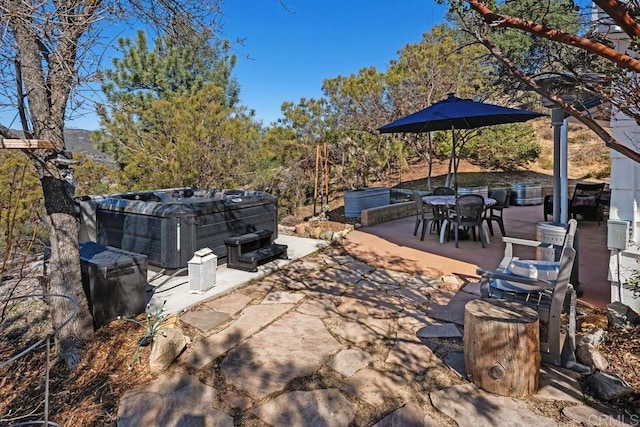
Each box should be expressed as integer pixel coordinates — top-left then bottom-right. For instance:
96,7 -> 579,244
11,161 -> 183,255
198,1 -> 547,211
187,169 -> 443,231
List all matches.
79,242 -> 148,328
94,188 -> 279,269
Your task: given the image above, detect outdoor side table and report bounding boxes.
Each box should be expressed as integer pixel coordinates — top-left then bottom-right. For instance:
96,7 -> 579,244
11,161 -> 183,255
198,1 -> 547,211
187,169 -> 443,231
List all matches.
463,299 -> 540,397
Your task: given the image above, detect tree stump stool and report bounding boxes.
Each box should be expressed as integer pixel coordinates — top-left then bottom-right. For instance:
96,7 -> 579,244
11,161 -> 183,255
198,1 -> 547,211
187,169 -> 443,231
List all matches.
464,299 -> 540,397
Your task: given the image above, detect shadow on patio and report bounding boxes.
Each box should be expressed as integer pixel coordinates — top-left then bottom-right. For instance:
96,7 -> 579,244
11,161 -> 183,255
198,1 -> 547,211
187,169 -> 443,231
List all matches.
343,203 -> 610,309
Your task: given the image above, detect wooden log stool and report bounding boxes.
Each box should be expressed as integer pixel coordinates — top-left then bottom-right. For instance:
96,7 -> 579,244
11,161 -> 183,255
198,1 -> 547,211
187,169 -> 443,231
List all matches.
463,299 -> 540,397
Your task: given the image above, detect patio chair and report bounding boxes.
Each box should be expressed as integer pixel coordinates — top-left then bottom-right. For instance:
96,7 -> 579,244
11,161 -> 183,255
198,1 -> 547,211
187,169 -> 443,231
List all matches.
543,194 -> 553,222
448,194 -> 486,248
477,219 -> 589,372
569,182 -> 606,225
432,186 -> 456,195
412,191 -> 433,241
484,189 -> 507,236
429,187 -> 455,233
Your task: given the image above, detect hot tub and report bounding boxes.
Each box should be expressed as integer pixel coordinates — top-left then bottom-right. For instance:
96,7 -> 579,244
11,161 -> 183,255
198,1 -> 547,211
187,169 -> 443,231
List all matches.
80,188 -> 279,269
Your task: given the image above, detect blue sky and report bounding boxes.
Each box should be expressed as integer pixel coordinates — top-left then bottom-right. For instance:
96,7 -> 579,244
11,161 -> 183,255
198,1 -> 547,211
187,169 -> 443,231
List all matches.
61,0 -> 447,130
222,0 -> 447,126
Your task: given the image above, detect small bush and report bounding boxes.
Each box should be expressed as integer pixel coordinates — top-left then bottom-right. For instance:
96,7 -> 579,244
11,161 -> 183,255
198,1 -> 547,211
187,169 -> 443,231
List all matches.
466,123 -> 540,171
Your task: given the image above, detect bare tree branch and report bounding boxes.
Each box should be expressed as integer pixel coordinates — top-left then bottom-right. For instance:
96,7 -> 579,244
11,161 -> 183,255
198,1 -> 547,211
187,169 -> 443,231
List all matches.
474,30 -> 640,163
593,0 -> 640,39
466,0 -> 640,73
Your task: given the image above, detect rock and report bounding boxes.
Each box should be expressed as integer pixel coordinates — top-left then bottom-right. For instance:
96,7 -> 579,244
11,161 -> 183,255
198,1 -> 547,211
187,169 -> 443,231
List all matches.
607,302 -> 640,329
586,372 -> 635,401
221,391 -> 253,410
430,383 -> 556,427
576,343 -> 609,372
295,223 -> 308,236
372,402 -> 438,427
221,312 -> 341,399
252,389 -> 355,426
327,349 -> 372,377
279,215 -> 301,226
118,371 -> 230,426
320,230 -> 334,241
309,227 -> 323,239
562,404 -> 631,426
576,328 -> 607,347
149,328 -> 187,373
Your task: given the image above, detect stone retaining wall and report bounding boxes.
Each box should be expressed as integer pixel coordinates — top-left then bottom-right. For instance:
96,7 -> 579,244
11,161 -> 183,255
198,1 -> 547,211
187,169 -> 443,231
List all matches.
361,201 -> 414,227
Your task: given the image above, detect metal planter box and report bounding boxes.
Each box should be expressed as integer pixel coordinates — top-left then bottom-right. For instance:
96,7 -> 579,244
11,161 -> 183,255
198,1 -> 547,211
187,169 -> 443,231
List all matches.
511,183 -> 543,206
93,188 -> 279,269
79,242 -> 148,328
344,187 -> 391,218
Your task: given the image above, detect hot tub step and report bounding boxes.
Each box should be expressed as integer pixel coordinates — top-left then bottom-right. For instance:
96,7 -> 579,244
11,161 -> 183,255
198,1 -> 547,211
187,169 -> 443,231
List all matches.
230,244 -> 288,272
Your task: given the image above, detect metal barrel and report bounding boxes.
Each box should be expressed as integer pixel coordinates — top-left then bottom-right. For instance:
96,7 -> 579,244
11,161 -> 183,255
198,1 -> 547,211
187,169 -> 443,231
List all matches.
457,186 -> 488,198
511,183 -> 543,205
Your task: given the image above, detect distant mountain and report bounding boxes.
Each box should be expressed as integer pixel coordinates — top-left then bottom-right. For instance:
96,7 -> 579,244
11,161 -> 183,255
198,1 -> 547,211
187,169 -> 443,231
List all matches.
64,128 -> 115,166
10,128 -> 114,165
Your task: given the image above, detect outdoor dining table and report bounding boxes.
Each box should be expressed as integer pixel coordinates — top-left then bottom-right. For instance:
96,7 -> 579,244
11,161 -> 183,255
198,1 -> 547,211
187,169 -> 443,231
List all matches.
422,195 -> 497,244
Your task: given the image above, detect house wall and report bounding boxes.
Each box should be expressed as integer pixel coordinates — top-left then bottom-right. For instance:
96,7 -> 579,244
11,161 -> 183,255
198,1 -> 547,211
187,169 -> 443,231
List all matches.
607,33 -> 640,311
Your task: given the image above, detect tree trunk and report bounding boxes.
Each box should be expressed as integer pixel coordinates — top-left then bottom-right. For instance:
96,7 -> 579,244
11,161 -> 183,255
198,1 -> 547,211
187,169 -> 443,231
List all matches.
40,165 -> 94,368
464,299 -> 540,397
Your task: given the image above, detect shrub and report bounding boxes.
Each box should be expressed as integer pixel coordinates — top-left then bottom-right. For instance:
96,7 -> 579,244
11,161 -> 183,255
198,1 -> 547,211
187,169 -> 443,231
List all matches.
466,123 -> 541,171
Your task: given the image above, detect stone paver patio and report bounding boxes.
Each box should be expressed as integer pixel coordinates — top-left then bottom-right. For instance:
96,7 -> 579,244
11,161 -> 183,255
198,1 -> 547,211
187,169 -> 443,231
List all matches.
118,244 -> 625,426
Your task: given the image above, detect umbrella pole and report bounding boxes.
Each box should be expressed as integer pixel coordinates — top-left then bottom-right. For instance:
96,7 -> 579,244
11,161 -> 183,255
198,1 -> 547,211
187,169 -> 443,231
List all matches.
427,133 -> 433,190
447,125 -> 457,192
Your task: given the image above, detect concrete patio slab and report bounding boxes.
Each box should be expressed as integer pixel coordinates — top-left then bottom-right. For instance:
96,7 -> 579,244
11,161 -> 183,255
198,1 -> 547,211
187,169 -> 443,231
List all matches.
146,234 -> 328,314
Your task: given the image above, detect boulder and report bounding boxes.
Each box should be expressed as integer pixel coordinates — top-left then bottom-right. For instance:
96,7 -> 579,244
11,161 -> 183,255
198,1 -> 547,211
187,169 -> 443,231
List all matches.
149,327 -> 188,373
607,302 -> 640,329
576,343 -> 609,372
585,372 -> 635,401
575,328 -> 607,348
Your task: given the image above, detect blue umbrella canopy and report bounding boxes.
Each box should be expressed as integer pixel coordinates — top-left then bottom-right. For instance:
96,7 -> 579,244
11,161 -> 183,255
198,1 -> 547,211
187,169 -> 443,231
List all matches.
378,94 -> 545,134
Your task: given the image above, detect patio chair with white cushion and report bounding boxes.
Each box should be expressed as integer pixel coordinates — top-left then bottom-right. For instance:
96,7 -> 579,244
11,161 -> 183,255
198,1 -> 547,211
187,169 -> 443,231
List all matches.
476,219 -> 589,373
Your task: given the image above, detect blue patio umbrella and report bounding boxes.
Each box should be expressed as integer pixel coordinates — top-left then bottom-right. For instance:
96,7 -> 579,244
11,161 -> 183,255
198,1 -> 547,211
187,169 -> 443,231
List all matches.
378,93 -> 545,189
378,93 -> 545,134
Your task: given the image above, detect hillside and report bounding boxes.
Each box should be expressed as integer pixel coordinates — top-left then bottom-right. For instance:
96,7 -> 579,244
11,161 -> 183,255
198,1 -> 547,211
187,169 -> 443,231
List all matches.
64,128 -> 114,166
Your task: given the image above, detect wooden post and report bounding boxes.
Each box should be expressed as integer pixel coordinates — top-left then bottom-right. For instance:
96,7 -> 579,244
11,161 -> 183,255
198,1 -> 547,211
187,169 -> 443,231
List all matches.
323,140 -> 329,207
313,143 -> 320,216
463,299 -> 540,397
